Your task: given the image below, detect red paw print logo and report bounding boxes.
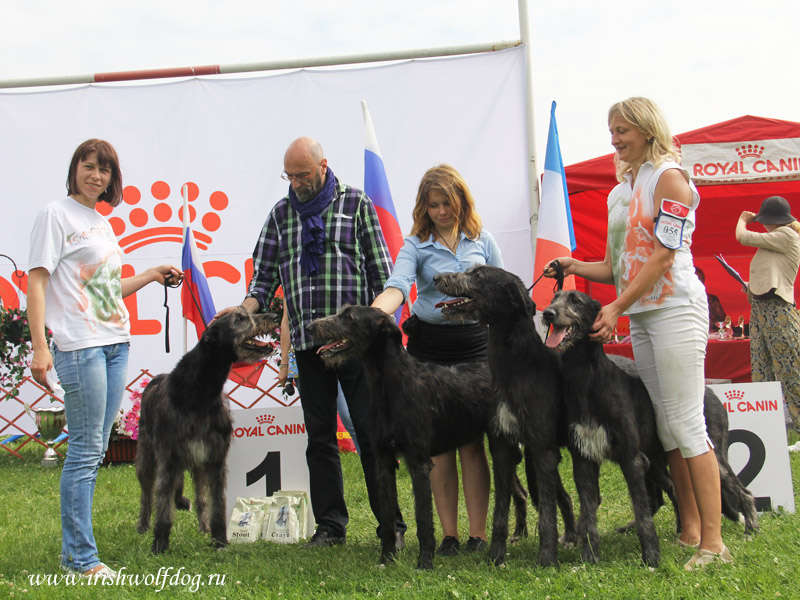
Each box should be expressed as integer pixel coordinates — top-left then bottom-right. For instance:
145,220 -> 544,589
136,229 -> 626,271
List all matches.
96,181 -> 229,253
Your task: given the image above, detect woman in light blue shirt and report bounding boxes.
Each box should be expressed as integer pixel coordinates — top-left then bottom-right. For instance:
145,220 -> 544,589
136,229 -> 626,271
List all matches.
373,164 -> 502,555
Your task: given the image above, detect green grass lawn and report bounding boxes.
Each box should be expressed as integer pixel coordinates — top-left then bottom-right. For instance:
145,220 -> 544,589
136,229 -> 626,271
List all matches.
1,434 -> 799,599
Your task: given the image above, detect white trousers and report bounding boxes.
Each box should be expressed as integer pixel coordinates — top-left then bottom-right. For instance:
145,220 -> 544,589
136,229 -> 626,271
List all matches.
629,298 -> 712,458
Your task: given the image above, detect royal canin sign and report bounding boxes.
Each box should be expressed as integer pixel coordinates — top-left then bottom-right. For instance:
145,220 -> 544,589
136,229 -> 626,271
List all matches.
682,137 -> 800,184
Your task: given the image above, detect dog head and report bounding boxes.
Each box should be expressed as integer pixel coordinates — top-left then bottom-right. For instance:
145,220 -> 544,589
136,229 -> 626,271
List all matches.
540,290 -> 601,353
202,307 -> 280,364
433,265 -> 536,325
307,305 -> 400,368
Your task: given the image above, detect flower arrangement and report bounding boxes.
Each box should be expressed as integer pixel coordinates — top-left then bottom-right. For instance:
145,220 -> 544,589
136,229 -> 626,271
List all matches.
0,306 -> 51,399
112,378 -> 149,440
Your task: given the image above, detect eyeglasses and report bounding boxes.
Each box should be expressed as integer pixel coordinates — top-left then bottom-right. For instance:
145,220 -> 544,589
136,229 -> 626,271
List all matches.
281,160 -> 323,182
281,170 -> 312,182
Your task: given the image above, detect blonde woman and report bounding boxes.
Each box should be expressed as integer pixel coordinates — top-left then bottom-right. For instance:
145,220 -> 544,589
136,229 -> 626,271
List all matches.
547,97 -> 730,569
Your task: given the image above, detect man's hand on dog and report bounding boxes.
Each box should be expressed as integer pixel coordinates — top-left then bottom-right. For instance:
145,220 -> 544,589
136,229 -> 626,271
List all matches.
212,297 -> 260,324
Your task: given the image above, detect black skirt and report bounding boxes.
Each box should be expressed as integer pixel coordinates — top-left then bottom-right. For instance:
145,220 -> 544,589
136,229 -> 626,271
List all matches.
403,315 -> 488,366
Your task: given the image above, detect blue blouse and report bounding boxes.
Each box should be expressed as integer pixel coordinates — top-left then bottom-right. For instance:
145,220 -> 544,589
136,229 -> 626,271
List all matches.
384,228 -> 503,324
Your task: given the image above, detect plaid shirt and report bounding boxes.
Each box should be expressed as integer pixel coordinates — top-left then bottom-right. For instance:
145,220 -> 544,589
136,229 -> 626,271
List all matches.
247,175 -> 392,351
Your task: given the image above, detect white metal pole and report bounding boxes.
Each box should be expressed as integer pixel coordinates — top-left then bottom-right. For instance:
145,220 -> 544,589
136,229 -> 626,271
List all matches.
518,0 -> 541,262
0,40 -> 520,89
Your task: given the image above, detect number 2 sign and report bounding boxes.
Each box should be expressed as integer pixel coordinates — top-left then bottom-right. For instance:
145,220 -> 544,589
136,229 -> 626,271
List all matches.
710,382 -> 795,513
225,406 -> 315,537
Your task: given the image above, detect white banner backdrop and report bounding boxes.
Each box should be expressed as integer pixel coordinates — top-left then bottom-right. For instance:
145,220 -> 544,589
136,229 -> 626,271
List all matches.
0,46 -> 532,417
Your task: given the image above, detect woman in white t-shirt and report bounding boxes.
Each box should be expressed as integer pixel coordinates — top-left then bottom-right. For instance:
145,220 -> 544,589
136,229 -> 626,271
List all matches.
27,139 -> 182,580
546,98 -> 730,570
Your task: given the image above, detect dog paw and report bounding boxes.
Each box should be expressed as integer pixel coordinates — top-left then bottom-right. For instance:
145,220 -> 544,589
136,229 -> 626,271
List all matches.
614,520 -> 636,534
380,551 -> 397,565
176,497 -> 192,511
641,553 -> 659,568
136,522 -> 150,535
538,551 -> 559,568
151,539 -> 169,554
489,549 -> 507,567
580,548 -> 599,564
415,557 -> 433,570
559,531 -> 577,548
210,537 -> 228,550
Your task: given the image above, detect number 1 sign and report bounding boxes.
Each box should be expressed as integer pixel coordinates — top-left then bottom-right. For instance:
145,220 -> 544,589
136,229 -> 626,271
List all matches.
225,406 -> 315,537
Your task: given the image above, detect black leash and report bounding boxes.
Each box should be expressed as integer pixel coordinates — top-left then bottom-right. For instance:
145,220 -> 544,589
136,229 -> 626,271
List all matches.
162,274 -> 182,353
527,259 -> 565,295
162,273 -> 217,352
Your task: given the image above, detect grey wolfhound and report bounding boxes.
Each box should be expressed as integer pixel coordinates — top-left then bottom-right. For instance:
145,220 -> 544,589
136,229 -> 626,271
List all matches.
307,305 -> 528,570
541,289 -> 758,565
433,265 -> 577,567
136,307 -> 279,553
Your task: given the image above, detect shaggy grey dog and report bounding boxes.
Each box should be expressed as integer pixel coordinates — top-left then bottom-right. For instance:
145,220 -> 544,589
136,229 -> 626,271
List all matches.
541,289 -> 758,566
307,305 -> 528,570
434,265 -> 577,567
136,307 -> 279,553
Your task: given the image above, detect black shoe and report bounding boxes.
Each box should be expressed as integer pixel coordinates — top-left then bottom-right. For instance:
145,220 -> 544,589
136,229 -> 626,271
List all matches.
436,536 -> 460,556
304,529 -> 345,549
466,536 -> 487,552
395,531 -> 406,551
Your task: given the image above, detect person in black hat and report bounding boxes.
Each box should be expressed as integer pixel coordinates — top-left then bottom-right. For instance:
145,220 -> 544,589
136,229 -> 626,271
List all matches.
735,195 -> 800,438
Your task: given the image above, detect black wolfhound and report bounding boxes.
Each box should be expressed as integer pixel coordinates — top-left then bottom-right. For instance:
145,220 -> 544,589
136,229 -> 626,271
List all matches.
136,307 -> 279,553
541,289 -> 758,565
434,265 -> 577,567
306,305 -> 528,570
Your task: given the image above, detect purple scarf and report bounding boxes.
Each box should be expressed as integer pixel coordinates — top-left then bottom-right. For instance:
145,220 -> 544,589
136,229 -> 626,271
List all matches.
288,168 -> 336,275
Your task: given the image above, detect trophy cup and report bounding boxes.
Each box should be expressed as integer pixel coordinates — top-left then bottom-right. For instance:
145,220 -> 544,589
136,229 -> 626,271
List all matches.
26,371 -> 67,467
33,405 -> 66,467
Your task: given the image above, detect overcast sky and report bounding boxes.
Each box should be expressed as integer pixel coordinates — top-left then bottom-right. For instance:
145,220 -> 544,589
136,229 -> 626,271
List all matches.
2,0 -> 798,167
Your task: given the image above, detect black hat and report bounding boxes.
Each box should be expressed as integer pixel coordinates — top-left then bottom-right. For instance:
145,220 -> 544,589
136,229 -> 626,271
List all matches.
753,196 -> 796,225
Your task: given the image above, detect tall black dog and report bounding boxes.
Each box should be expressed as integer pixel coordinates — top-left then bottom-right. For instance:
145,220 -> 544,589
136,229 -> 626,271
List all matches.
306,305 -> 528,570
136,307 -> 279,553
541,290 -> 758,565
433,265 -> 577,567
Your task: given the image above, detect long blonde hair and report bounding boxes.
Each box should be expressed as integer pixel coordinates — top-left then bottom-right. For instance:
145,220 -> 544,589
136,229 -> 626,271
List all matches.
410,164 -> 483,241
608,97 -> 681,182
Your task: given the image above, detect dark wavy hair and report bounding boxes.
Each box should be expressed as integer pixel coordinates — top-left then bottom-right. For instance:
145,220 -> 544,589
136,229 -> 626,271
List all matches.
66,139 -> 123,207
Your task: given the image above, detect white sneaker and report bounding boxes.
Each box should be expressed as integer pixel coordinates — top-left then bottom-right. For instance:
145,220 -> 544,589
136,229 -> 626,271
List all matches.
81,564 -> 117,581
788,441 -> 800,453
61,563 -> 118,581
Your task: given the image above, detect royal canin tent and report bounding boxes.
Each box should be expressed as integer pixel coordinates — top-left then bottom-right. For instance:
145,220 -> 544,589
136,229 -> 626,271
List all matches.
564,115 -> 800,329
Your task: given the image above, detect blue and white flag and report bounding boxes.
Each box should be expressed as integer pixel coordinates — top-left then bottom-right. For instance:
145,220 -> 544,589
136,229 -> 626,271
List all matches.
533,101 -> 576,308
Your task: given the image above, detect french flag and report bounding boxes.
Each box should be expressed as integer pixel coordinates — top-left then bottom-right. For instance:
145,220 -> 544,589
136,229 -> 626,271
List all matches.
361,100 -> 413,322
180,185 -> 216,339
532,101 -> 576,310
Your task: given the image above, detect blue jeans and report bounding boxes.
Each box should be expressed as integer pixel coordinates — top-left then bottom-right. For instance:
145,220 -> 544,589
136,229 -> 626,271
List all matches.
53,342 -> 129,571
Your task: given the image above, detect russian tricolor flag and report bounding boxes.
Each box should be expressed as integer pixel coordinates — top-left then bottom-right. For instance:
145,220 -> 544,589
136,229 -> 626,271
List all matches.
532,101 -> 576,310
361,100 -> 413,323
180,185 -> 216,339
